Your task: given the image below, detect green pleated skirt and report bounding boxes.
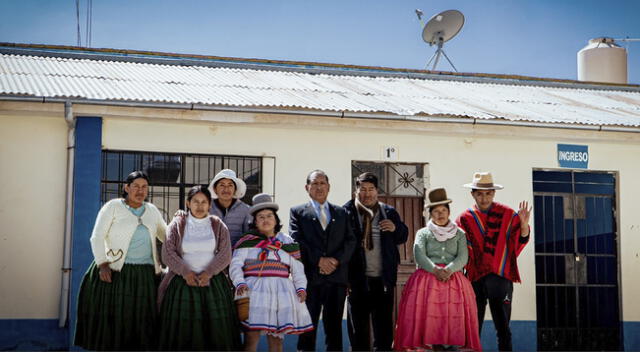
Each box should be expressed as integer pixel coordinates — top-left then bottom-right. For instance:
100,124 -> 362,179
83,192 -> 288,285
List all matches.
158,273 -> 242,351
74,262 -> 159,351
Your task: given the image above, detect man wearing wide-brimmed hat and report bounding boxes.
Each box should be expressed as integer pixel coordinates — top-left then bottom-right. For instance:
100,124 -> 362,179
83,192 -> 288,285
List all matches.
455,172 -> 531,351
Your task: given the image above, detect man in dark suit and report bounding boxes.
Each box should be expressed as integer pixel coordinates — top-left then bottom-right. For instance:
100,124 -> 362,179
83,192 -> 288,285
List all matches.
290,170 -> 356,352
344,172 -> 408,351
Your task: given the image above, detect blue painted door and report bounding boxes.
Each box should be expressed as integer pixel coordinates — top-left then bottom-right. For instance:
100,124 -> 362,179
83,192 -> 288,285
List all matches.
533,170 -> 620,351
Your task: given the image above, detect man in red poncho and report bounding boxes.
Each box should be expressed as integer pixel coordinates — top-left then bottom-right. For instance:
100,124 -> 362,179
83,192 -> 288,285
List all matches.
456,172 -> 531,351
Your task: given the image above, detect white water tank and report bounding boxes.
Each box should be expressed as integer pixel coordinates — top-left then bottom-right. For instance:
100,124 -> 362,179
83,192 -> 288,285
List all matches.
577,37 -> 627,84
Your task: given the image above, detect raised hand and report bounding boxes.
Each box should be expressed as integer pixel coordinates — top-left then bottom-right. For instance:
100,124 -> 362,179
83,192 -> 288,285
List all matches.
518,201 -> 532,236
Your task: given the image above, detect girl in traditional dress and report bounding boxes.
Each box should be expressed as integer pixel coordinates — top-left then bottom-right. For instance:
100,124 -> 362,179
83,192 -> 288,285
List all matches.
157,185 -> 241,350
394,188 -> 481,351
74,171 -> 166,350
230,193 -> 313,352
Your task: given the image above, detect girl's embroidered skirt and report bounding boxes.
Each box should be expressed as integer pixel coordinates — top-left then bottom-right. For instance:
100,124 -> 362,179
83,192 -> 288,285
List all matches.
243,276 -> 313,337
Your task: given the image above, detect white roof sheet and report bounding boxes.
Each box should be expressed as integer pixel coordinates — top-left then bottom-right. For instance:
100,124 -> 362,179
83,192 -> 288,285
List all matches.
1,53 -> 640,127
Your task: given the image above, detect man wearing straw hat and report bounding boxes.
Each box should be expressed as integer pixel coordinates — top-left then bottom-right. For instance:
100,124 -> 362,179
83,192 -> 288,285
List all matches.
456,172 -> 531,351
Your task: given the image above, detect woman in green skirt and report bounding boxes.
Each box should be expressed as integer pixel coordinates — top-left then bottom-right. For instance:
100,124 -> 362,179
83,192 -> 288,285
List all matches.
157,185 -> 242,350
74,170 -> 167,350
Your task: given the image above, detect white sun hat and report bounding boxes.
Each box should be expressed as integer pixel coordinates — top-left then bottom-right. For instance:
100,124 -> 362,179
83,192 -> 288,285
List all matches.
208,169 -> 247,199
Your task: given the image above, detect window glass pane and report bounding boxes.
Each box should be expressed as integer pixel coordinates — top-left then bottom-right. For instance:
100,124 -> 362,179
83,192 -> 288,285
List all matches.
146,185 -> 181,223
533,181 -> 572,193
103,152 -> 121,181
532,170 -> 572,182
351,162 -> 386,195
101,182 -> 121,203
574,183 -> 615,195
143,155 -> 181,184
574,172 -> 614,184
388,164 -> 423,196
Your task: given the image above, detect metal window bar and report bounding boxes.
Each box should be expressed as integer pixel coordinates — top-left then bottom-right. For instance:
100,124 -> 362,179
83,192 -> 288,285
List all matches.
101,150 -> 263,223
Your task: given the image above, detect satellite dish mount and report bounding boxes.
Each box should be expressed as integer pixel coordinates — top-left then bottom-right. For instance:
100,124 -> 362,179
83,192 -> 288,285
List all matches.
426,32 -> 457,72
418,9 -> 465,72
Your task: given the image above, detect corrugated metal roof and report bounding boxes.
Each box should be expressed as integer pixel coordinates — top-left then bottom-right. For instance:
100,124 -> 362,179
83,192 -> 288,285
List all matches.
1,53 -> 640,127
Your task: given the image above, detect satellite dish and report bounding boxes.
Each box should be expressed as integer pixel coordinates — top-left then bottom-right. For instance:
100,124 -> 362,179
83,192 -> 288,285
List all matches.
419,9 -> 465,71
422,10 -> 464,45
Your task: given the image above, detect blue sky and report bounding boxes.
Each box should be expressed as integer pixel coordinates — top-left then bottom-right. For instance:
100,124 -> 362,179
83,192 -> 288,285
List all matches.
1,0 -> 639,83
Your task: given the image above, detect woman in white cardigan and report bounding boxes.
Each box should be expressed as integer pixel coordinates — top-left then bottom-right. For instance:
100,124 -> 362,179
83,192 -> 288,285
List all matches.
74,171 -> 167,351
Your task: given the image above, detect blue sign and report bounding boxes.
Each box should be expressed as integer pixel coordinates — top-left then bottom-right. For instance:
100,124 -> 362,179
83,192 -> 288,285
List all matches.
557,144 -> 589,169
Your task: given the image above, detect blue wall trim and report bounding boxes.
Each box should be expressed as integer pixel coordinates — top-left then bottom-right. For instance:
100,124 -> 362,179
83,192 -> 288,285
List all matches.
257,320 -> 349,352
624,321 -> 640,351
260,319 -> 537,351
8,318 -> 544,351
0,319 -> 66,350
69,117 -> 102,348
480,320 -> 537,351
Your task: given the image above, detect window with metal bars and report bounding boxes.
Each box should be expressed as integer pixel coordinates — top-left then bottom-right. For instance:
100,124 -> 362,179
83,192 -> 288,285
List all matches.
101,150 -> 262,222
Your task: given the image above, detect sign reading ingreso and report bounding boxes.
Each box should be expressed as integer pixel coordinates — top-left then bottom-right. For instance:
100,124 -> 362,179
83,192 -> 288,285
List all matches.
557,144 -> 589,169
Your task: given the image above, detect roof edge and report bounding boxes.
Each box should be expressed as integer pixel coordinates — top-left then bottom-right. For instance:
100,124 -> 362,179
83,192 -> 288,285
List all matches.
2,42 -> 639,92
2,95 -> 639,133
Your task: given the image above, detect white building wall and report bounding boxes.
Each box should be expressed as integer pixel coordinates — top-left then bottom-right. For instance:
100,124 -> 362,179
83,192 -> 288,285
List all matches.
0,106 -> 67,318
1,101 -> 639,324
97,106 -> 640,322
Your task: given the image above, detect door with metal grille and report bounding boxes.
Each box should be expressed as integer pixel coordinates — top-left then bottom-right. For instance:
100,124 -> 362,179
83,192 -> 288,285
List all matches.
533,170 -> 620,351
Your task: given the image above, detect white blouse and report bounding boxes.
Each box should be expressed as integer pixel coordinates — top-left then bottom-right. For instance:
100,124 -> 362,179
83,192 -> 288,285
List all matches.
181,214 -> 216,273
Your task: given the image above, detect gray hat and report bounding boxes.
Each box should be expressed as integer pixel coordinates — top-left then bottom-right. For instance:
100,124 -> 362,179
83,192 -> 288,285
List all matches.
249,193 -> 279,215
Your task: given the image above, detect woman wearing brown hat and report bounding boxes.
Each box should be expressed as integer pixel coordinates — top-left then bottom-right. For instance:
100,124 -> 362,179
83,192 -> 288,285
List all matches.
394,188 -> 481,351
230,193 -> 313,352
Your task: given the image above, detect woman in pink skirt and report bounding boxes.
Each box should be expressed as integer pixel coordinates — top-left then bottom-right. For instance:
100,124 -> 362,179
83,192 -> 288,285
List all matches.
395,188 -> 481,351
